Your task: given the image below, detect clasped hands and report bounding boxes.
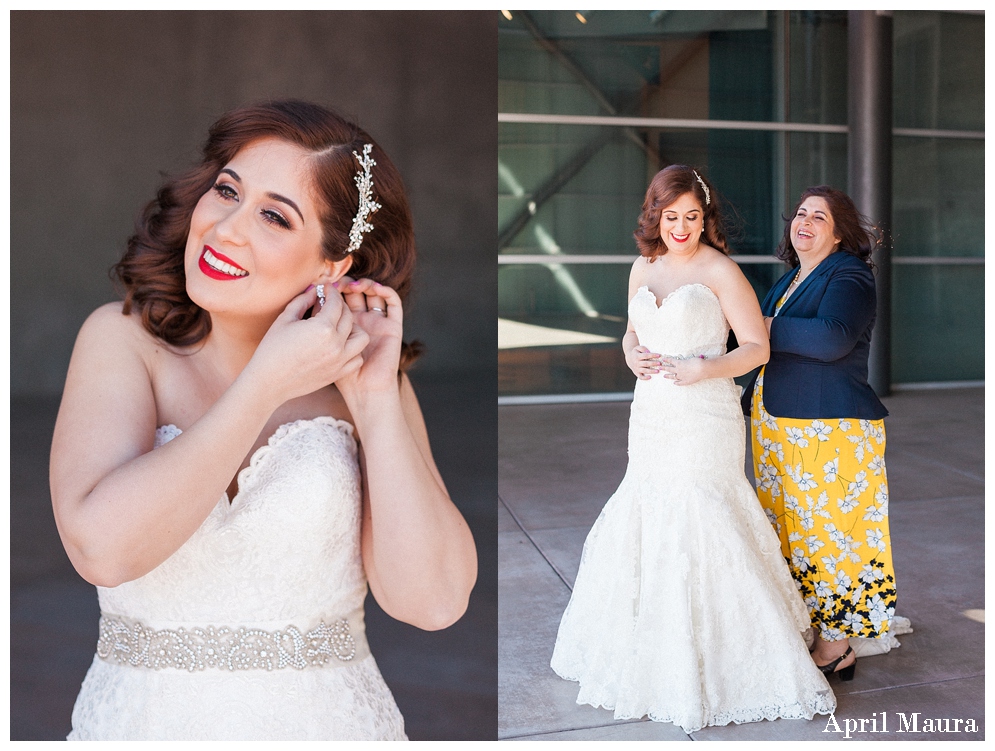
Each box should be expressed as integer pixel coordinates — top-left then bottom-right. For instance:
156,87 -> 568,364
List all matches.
250,276 -> 403,405
626,346 -> 706,386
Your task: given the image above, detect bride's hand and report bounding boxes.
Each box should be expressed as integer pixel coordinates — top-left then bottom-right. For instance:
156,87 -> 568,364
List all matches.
625,345 -> 661,380
245,285 -> 369,403
335,278 -> 404,397
660,356 -> 707,386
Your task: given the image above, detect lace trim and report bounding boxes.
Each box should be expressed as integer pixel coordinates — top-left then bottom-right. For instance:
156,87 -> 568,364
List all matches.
577,687 -> 837,733
97,612 -> 366,671
155,417 -> 357,501
635,283 -> 718,310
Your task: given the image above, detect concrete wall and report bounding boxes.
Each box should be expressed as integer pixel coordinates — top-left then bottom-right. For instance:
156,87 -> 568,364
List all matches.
11,10 -> 497,395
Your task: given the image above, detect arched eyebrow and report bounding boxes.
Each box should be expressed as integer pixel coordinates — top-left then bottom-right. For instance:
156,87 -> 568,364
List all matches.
220,168 -> 305,224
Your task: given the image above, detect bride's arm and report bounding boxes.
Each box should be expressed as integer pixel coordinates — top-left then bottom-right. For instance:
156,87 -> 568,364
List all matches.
50,305 -> 277,586
623,258 -> 661,379
51,290 -> 364,587
354,376 -> 477,631
337,279 -> 476,631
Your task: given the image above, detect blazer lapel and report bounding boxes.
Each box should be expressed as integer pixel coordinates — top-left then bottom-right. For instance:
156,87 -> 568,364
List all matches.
775,251 -> 846,317
762,267 -> 796,316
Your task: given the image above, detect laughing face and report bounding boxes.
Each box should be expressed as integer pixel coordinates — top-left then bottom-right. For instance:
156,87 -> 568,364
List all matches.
184,137 -> 343,321
658,192 -> 704,253
790,196 -> 841,261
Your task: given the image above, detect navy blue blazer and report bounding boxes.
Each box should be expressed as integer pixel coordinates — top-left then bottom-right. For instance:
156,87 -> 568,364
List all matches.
741,251 -> 888,420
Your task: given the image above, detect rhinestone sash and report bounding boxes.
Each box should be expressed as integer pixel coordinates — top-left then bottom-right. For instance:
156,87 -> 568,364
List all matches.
96,610 -> 368,672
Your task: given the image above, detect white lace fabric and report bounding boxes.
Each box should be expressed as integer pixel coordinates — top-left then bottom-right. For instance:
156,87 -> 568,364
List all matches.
68,418 -> 407,741
550,284 -> 836,733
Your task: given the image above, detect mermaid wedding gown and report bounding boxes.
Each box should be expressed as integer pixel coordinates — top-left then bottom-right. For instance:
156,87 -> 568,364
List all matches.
550,284 -> 836,733
68,417 -> 407,740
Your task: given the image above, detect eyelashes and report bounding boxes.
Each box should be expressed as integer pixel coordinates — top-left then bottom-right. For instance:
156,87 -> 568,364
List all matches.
211,182 -> 292,230
261,209 -> 292,230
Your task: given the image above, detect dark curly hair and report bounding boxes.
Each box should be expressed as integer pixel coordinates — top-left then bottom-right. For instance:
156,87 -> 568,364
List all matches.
776,185 -> 880,270
633,164 -> 729,259
113,99 -> 421,368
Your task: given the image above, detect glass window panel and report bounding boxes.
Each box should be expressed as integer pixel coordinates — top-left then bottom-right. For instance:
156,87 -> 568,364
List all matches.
709,28 -> 775,122
891,265 -> 983,382
893,137 -> 984,258
893,11 -> 984,132
787,11 -> 848,125
499,263 -> 630,318
499,262 -> 633,395
786,132 -> 848,200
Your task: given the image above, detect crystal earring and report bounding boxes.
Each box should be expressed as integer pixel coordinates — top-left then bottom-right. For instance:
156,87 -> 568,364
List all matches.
316,284 -> 326,308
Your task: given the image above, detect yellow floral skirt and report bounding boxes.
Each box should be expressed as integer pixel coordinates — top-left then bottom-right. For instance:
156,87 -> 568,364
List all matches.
751,370 -> 896,641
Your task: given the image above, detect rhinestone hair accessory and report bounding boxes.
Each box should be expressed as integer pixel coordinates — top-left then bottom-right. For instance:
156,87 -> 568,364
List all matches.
692,169 -> 711,206
346,143 -> 382,254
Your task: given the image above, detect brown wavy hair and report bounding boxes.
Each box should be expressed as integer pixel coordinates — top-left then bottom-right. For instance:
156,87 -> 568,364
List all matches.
113,99 -> 421,368
634,164 -> 729,260
776,185 -> 880,270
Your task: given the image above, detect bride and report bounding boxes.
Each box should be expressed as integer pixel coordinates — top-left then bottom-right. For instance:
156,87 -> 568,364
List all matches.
550,165 -> 835,733
50,100 -> 477,740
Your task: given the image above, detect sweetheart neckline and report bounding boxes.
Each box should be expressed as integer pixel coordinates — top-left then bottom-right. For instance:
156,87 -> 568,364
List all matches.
635,283 -> 718,310
156,416 -> 356,509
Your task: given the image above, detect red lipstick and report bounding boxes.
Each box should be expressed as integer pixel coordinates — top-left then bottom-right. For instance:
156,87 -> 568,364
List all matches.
199,245 -> 248,280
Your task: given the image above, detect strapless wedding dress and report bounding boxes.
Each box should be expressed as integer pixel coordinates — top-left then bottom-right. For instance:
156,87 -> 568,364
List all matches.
550,284 -> 836,733
68,417 -> 406,740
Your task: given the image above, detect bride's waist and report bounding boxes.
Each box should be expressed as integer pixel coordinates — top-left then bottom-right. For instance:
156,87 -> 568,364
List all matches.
639,342 -> 727,360
96,606 -> 370,671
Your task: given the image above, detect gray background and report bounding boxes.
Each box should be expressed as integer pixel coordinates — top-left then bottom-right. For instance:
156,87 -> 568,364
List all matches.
11,10 -> 497,741
12,9 -> 496,394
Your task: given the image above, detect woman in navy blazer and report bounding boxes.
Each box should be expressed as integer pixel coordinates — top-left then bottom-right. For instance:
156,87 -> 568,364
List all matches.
747,186 -> 896,685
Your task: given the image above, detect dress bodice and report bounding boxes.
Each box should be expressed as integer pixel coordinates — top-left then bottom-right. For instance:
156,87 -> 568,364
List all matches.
97,418 -> 366,629
628,284 -> 729,360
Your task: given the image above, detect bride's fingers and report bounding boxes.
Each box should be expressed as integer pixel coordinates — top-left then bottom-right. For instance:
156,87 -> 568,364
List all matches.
344,279 -> 402,322
281,286 -> 321,321
330,278 -> 365,314
372,284 -> 403,323
342,289 -> 368,314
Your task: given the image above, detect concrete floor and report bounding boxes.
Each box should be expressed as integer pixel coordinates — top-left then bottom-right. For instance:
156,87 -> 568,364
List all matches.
11,372 -> 497,741
498,387 -> 984,741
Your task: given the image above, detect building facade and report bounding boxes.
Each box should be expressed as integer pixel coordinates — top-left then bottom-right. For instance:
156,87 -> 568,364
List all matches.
498,10 -> 984,399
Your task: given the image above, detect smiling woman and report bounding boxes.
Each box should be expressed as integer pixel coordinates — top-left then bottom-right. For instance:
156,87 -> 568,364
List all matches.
49,100 -> 477,741
550,165 -> 837,732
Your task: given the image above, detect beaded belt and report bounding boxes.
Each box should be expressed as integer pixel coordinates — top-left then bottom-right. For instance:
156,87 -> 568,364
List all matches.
96,611 -> 367,672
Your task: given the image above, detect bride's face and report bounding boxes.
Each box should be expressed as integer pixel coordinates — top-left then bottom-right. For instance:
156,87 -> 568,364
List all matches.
184,137 -> 339,320
659,192 -> 704,252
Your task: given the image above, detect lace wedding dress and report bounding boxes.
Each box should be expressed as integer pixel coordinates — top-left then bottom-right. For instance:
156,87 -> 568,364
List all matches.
68,417 -> 407,741
550,284 -> 836,733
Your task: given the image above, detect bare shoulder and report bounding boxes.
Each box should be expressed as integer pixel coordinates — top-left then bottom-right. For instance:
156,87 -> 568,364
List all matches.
629,254 -> 666,298
628,255 -> 653,285
699,246 -> 742,274
76,302 -> 164,362
698,247 -> 749,290
80,301 -> 143,339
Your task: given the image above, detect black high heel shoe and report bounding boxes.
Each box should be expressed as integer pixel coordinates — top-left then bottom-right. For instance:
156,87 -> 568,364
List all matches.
817,646 -> 856,681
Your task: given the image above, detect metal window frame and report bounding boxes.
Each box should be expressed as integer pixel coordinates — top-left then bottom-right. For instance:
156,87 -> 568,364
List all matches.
497,255 -> 983,265
498,112 -> 985,140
